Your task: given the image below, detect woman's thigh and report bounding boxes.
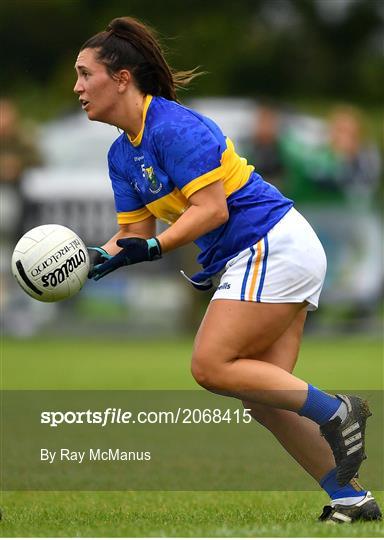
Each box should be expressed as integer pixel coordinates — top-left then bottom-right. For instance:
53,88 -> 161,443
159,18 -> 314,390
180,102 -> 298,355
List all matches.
257,305 -> 307,371
193,298 -> 307,368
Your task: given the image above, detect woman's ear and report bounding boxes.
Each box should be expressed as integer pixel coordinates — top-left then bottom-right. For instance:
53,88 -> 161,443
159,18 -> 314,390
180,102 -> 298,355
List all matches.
116,69 -> 131,92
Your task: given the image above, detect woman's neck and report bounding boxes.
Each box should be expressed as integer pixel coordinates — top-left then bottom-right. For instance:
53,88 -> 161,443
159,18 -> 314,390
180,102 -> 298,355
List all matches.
116,89 -> 146,138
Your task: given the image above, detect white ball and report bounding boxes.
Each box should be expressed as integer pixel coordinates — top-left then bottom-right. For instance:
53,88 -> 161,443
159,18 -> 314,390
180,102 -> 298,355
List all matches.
11,224 -> 90,303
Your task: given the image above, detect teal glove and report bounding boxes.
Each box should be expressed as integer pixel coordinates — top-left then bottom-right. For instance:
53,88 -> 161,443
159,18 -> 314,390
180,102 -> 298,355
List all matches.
91,237 -> 162,281
87,247 -> 112,279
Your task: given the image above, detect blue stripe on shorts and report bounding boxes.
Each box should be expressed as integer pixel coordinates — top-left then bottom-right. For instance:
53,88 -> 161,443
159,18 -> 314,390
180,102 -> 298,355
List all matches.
240,246 -> 255,301
256,236 -> 269,302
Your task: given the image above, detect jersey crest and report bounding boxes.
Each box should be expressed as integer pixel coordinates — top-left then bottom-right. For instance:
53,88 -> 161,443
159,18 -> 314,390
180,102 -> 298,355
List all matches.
143,165 -> 163,194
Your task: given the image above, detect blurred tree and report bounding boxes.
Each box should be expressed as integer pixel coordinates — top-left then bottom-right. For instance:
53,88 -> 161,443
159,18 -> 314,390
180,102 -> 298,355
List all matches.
0,0 -> 382,118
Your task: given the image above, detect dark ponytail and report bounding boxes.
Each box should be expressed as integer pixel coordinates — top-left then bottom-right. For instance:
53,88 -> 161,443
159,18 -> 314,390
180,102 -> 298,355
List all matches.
80,17 -> 203,102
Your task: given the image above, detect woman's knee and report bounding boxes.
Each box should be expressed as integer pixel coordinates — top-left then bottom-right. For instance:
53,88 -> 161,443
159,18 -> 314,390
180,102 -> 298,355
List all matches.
191,349 -> 225,390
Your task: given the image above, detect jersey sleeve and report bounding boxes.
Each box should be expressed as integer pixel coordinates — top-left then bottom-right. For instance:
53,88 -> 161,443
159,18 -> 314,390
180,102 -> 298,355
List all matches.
153,114 -> 226,199
108,148 -> 152,225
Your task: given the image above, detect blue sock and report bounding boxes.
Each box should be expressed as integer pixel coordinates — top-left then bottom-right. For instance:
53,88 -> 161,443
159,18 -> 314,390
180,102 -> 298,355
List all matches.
320,468 -> 366,500
298,384 -> 342,425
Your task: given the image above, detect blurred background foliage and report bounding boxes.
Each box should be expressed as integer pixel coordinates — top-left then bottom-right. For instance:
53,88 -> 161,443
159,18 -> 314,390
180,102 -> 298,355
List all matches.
1,0 -> 383,122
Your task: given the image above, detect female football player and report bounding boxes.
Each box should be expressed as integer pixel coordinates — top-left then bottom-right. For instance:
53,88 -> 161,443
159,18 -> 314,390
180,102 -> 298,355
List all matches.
74,17 -> 381,523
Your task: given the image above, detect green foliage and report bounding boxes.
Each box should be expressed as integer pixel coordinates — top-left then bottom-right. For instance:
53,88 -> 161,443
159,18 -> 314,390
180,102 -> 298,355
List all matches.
1,0 -> 382,119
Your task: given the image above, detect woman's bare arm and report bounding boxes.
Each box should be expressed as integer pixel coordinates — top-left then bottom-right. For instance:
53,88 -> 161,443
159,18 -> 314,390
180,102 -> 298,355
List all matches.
101,215 -> 156,255
157,181 -> 229,253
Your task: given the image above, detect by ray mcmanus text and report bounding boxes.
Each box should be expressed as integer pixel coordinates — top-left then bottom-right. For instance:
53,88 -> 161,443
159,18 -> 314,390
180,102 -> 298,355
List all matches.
40,448 -> 152,464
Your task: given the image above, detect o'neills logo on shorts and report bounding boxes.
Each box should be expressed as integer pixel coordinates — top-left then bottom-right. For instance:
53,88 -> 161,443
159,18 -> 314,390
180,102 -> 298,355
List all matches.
41,249 -> 87,288
31,239 -> 81,277
217,282 -> 231,290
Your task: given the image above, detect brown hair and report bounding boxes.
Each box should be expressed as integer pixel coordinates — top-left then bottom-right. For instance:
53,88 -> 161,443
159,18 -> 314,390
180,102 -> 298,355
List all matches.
80,17 -> 202,102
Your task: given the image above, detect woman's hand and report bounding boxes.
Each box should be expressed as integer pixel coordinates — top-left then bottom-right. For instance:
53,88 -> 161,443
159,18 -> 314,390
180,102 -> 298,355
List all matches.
88,215 -> 156,279
87,247 -> 112,278
90,237 -> 162,281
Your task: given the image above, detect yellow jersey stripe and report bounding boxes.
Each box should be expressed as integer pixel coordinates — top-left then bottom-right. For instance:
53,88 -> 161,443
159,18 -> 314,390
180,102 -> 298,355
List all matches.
181,137 -> 254,200
117,207 -> 152,224
146,187 -> 189,224
221,138 -> 254,196
127,94 -> 153,147
248,240 -> 262,301
181,166 -> 224,199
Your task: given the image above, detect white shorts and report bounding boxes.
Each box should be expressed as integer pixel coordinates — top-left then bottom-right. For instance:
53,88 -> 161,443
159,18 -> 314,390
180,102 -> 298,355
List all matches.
211,207 -> 327,311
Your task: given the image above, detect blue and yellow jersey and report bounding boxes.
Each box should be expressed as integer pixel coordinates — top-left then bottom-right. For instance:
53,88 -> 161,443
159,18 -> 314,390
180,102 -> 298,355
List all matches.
108,95 -> 293,280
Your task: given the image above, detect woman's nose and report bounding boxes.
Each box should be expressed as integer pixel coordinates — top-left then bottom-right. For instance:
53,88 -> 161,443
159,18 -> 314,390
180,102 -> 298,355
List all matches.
73,79 -> 83,94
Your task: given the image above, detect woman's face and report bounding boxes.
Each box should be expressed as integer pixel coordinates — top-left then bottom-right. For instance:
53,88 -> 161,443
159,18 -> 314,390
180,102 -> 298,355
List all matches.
74,48 -> 119,123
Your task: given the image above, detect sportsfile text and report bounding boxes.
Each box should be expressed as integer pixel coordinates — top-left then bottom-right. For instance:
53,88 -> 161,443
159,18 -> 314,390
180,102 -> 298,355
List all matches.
41,408 -> 135,427
41,407 -> 253,427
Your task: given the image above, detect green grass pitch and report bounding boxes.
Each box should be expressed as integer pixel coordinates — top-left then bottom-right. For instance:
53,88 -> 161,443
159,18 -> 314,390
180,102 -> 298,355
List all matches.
1,336 -> 383,537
